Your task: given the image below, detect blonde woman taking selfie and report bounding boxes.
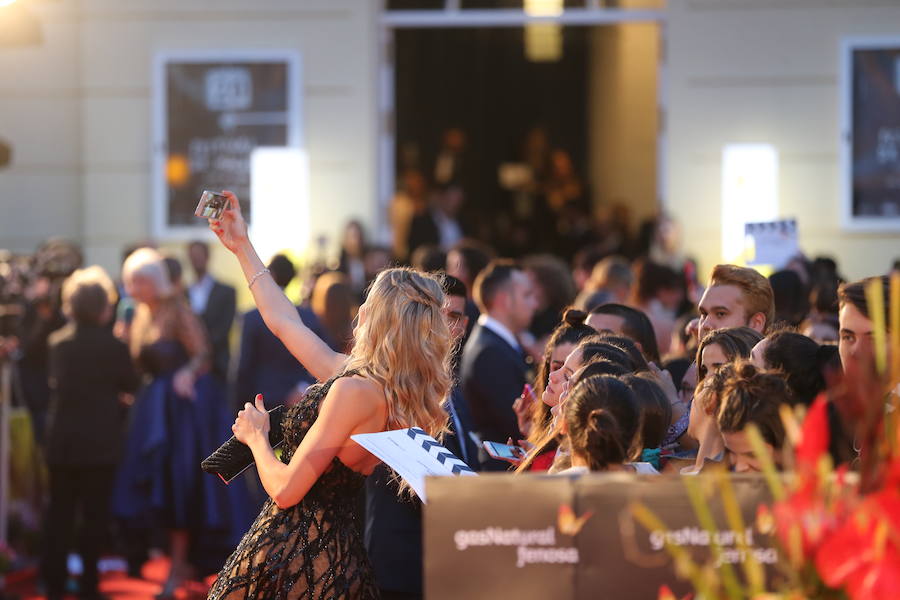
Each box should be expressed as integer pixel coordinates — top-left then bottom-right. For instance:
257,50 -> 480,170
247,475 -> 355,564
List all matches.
206,191 -> 451,600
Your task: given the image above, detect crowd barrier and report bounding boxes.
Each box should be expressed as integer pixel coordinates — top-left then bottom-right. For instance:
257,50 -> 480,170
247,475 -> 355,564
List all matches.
424,473 -> 778,599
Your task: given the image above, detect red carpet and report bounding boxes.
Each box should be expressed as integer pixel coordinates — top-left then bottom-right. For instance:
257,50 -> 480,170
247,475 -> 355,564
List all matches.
4,557 -> 216,599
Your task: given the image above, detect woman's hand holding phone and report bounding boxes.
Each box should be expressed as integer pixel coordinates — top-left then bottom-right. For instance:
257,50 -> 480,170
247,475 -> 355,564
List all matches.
483,439 -> 530,467
208,190 -> 250,255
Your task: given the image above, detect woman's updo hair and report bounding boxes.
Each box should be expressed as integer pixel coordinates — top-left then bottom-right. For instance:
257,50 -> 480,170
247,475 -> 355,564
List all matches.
578,338 -> 637,373
565,376 -> 640,470
571,359 -> 628,388
700,362 -> 736,416
597,334 -> 650,372
761,331 -> 837,407
528,307 -> 598,444
717,361 -> 789,450
538,311 -> 596,389
619,373 -> 672,450
562,307 -> 588,328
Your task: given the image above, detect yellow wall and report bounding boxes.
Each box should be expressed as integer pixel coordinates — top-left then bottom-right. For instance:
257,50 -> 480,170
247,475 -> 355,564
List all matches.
588,20 -> 660,229
0,0 -> 379,309
666,0 -> 900,281
6,0 -> 899,290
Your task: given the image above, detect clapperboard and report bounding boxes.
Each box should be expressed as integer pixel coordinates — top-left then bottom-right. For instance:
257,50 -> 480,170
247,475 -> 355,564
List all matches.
745,218 -> 799,268
351,427 -> 477,502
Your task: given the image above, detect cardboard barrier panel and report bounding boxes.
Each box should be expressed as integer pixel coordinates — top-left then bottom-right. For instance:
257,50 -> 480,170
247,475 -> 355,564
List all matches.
425,474 -> 778,599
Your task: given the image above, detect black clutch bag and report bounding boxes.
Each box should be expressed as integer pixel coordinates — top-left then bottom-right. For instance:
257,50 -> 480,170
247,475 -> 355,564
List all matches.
202,405 -> 287,484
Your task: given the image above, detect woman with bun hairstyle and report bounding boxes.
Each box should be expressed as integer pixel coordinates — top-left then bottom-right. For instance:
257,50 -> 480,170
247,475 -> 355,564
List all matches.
514,335 -> 630,473
520,309 -> 597,469
750,331 -> 852,463
596,334 -> 650,372
580,340 -> 640,372
618,373 -> 672,470
556,376 -> 659,475
750,330 -> 840,407
717,362 -> 789,473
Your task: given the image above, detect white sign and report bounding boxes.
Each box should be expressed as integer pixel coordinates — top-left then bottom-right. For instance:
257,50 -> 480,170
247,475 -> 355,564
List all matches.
351,427 -> 476,503
744,219 -> 798,268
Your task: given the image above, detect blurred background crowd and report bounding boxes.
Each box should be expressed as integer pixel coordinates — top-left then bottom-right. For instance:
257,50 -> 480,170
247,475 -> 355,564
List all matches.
0,195 -> 891,597
2,0 -> 900,598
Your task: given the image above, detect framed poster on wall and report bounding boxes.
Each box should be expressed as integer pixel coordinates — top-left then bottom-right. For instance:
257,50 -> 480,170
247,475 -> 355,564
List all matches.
152,51 -> 302,238
841,38 -> 900,231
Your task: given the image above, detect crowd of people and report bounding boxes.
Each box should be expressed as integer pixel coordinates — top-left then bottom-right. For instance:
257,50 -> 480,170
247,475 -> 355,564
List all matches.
0,178 -> 895,599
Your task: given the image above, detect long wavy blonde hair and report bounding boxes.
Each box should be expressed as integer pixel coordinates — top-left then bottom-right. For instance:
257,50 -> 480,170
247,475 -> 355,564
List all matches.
344,267 -> 452,440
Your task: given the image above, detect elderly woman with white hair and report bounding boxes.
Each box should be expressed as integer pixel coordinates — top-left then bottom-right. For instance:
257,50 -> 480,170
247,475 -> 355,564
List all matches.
111,247 -> 251,598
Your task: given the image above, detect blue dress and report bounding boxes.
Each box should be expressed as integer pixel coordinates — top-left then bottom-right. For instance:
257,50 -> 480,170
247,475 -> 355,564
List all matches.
112,340 -> 253,549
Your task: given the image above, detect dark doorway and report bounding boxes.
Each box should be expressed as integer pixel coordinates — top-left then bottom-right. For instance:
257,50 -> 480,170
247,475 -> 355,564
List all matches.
395,26 -> 590,257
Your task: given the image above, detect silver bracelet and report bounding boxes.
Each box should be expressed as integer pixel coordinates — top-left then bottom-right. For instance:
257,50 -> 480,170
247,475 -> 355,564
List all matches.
248,268 -> 270,289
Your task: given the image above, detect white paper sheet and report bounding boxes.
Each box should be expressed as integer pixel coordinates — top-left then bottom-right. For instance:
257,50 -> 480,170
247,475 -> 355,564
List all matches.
351,427 -> 477,503
745,219 -> 799,268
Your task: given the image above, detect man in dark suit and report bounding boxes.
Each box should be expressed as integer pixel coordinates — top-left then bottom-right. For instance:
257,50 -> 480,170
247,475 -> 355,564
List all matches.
188,240 -> 236,381
43,267 -> 140,600
460,260 -> 538,471
235,254 -> 332,410
364,275 -> 479,600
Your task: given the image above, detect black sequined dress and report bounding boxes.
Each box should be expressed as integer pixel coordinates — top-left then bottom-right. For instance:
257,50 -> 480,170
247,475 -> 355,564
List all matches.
207,371 -> 380,599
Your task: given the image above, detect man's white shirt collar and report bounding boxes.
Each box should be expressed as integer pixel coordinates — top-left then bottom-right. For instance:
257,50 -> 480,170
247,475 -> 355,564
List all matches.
189,273 -> 214,314
478,314 -> 520,352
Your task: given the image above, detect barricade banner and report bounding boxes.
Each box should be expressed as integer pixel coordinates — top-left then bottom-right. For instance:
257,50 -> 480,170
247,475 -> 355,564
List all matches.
424,473 -> 778,599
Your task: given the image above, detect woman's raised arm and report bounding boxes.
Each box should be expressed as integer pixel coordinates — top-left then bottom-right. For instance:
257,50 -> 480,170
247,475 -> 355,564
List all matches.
210,191 -> 346,381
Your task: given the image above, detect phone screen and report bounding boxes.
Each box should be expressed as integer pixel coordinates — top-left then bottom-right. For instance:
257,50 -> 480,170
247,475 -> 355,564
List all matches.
483,441 -> 522,460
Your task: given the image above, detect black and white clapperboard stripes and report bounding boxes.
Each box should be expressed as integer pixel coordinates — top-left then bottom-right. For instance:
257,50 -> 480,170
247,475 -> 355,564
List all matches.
351,427 -> 477,502
406,427 -> 475,475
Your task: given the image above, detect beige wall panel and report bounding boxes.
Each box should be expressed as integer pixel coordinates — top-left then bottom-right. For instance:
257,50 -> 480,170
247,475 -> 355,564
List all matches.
0,21 -> 79,92
588,22 -> 659,228
63,1 -> 378,273
81,96 -> 151,167
666,0 -> 900,281
0,10 -> 81,254
80,0 -> 357,14
0,174 -> 80,250
81,171 -> 149,241
668,87 -> 839,150
2,0 -> 376,272
0,97 -> 80,168
78,18 -> 370,91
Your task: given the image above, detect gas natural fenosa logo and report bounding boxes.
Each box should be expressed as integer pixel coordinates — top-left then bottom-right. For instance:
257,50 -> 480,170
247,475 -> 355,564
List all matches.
450,503 -> 594,568
557,504 -> 594,537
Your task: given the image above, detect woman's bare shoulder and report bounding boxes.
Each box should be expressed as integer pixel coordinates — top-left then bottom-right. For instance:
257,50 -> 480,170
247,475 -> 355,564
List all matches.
322,375 -> 386,414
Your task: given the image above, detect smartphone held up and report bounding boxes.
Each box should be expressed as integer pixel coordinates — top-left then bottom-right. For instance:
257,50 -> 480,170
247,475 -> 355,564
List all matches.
482,440 -> 526,462
195,190 -> 228,220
